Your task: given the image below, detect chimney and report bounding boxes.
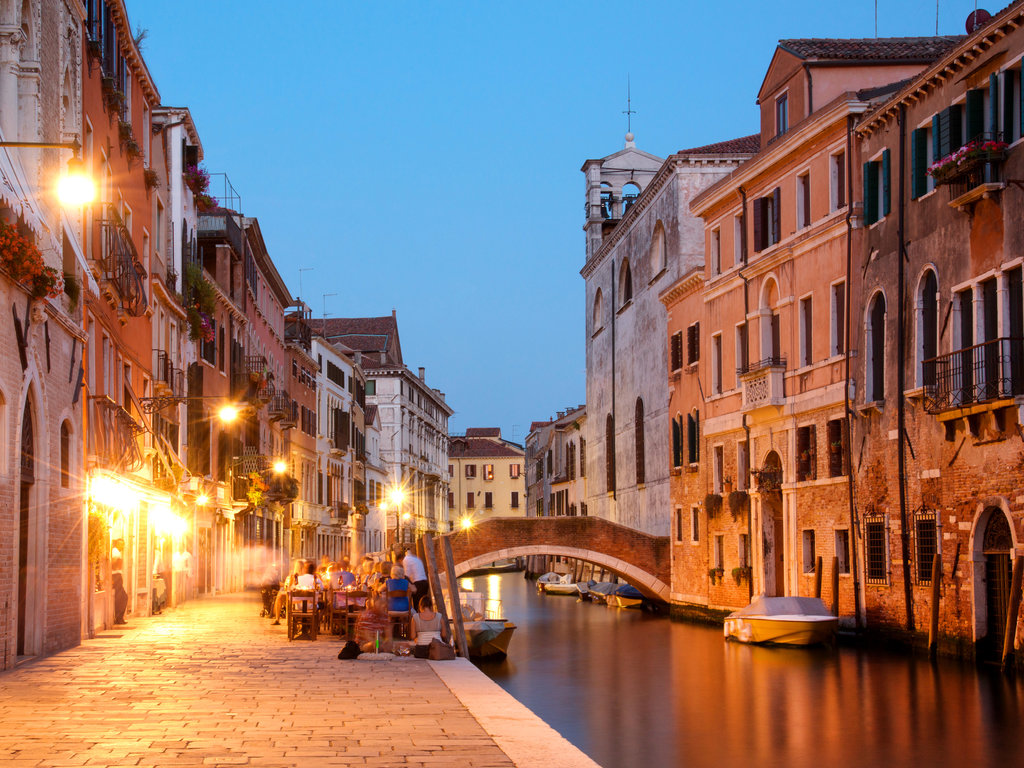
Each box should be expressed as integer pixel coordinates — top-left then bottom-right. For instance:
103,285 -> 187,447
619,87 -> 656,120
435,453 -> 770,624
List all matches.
354,351 -> 362,366
418,367 -> 425,381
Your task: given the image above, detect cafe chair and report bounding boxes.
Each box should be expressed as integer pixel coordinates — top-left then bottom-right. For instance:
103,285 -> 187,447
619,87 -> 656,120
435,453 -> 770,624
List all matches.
287,589 -> 318,641
387,589 -> 412,640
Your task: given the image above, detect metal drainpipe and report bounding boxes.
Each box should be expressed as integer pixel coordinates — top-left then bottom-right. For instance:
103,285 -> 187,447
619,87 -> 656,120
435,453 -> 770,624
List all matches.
897,104 -> 914,632
610,257 -> 616,501
844,114 -> 863,629
738,185 -> 754,600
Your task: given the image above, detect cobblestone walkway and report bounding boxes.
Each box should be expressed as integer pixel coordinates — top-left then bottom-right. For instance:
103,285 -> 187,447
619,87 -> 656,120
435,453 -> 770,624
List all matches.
0,592 -> 518,768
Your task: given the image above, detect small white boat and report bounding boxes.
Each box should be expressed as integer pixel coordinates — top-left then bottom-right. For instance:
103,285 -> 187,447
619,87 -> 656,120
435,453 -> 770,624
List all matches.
542,574 -> 584,595
724,595 -> 838,646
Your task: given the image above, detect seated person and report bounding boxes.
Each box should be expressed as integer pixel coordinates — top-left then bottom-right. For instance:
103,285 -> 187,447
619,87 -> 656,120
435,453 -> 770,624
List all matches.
355,594 -> 392,653
385,565 -> 413,613
296,560 -> 322,591
411,595 -> 445,659
355,556 -> 375,589
272,561 -> 303,625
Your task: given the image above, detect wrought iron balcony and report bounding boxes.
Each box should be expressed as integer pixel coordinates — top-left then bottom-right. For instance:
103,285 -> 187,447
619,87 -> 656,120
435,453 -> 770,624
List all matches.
923,337 -> 1024,414
330,502 -> 349,525
268,391 -> 291,422
98,204 -> 148,316
153,350 -> 185,399
930,133 -> 1008,207
738,358 -> 787,414
89,396 -> 145,473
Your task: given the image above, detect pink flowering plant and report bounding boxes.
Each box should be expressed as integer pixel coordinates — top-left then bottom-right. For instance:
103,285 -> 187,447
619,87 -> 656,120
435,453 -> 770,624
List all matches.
927,139 -> 1008,182
0,220 -> 63,298
184,164 -> 219,211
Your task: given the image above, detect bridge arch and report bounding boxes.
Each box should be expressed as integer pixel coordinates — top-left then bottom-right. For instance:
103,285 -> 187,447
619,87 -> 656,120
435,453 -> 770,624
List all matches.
438,517 -> 670,602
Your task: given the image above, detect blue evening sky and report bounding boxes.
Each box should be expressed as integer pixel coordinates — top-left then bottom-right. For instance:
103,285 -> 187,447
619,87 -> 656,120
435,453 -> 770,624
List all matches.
129,0 -> 979,443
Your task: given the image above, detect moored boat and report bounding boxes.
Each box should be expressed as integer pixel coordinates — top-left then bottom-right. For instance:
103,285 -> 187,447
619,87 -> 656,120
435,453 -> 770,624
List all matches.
585,581 -> 617,603
607,583 -> 644,609
543,574 -> 584,595
723,595 -> 838,646
463,618 -> 517,658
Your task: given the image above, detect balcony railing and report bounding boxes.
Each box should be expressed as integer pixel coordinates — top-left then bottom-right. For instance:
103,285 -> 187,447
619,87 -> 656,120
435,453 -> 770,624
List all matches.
98,205 -> 148,317
330,502 -> 349,525
153,351 -> 185,399
268,391 -> 291,422
931,133 -> 1007,206
89,396 -> 145,473
923,337 -> 1024,413
739,358 -> 786,414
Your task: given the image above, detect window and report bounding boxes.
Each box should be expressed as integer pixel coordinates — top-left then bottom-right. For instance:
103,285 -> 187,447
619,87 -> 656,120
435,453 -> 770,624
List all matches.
634,398 -> 645,485
862,150 -> 891,226
467,492 -> 475,509
827,418 -> 847,478
835,529 -> 851,574
483,464 -> 494,481
797,172 -> 811,229
686,322 -> 700,365
867,292 -> 886,401
365,380 -> 376,396
737,442 -> 749,491
592,288 -> 603,332
675,509 -> 683,542
831,282 -> 846,356
447,491 -> 454,509
735,323 -> 748,374
60,421 -> 70,488
711,333 -> 723,394
546,450 -> 552,476
802,530 -> 816,574
933,104 -> 963,160
448,464 -> 453,477
509,463 -> 521,479
910,125 -> 934,199
651,222 -> 667,275
580,439 -> 586,478
830,150 -> 846,211
465,464 -> 476,479
605,414 -> 615,493
739,534 -> 749,567
918,270 -> 938,388
511,491 -> 519,509
710,227 -> 721,276
713,445 -> 724,493
915,512 -> 938,584
753,188 -> 781,251
619,259 -> 633,305
672,416 -> 683,468
799,296 -> 813,367
567,442 -> 576,481
775,93 -> 788,136
865,518 -> 888,584
484,492 -> 493,508
686,411 -> 699,464
796,425 -> 816,482
691,507 -> 700,543
670,331 -> 683,371
733,214 -> 744,265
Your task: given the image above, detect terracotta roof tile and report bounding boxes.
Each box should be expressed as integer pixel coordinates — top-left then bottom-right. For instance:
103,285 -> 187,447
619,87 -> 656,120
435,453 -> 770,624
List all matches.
678,133 -> 760,156
449,437 -> 524,459
465,427 -> 501,438
778,36 -> 964,62
311,316 -> 403,366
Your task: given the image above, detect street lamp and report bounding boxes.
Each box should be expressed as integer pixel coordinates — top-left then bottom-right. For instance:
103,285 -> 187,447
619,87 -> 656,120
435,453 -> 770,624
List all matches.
388,487 -> 406,550
0,138 -> 96,207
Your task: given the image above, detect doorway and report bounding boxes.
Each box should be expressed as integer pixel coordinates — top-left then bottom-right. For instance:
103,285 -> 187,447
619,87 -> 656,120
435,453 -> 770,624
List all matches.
17,399 -> 35,657
979,508 -> 1014,661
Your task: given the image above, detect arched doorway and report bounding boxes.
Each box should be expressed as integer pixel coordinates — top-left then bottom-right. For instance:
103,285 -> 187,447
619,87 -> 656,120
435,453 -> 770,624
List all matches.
18,398 -> 35,657
979,507 -> 1014,660
757,451 -> 784,596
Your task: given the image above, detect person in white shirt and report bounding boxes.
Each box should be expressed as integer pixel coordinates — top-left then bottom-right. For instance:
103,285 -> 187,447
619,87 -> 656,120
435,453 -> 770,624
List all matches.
401,547 -> 429,602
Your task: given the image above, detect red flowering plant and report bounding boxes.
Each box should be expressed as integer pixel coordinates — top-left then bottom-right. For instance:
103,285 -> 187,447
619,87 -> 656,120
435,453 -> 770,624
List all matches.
0,220 -> 63,298
928,139 -> 1009,183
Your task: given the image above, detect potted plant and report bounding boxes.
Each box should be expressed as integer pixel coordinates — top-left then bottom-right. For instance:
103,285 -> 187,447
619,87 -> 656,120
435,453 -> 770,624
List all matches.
144,168 -> 159,191
928,138 -> 1009,184
731,566 -> 752,583
183,263 -> 217,341
708,567 -> 725,585
704,492 -> 722,518
246,471 -> 268,509
0,221 -> 63,298
728,489 -> 749,519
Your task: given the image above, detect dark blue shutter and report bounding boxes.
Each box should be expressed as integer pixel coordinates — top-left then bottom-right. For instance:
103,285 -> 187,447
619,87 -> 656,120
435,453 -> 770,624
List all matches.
932,114 -> 940,160
966,89 -> 985,142
990,73 -> 999,137
911,129 -> 928,199
881,150 -> 891,217
771,187 -> 781,246
1003,69 -> 1016,141
752,197 -> 765,252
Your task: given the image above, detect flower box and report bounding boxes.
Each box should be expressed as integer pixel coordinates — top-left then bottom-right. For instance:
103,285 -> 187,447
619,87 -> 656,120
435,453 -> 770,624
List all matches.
928,139 -> 1008,185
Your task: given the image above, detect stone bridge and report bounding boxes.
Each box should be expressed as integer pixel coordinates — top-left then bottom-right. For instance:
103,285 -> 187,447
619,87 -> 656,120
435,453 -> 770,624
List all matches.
438,516 -> 671,602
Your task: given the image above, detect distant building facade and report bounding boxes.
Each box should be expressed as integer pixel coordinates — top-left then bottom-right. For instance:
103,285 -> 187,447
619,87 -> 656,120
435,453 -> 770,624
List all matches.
448,428 -> 526,526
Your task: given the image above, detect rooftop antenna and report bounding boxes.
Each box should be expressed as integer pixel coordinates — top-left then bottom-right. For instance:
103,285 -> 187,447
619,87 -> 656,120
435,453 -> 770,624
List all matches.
622,75 -> 636,134
297,267 -> 313,300
874,0 -> 878,37
322,292 -> 336,322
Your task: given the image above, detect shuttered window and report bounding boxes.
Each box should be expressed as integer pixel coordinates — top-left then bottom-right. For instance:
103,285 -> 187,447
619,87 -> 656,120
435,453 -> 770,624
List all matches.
686,323 -> 700,365
881,149 -> 891,218
751,188 -> 781,251
935,104 -> 963,158
966,88 -> 985,141
1003,67 -> 1017,142
862,161 -> 879,226
910,128 -> 929,199
670,331 -> 683,371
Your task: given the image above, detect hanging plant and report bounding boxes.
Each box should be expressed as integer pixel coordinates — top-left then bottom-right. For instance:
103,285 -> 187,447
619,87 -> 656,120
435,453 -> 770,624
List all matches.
184,263 -> 217,341
704,493 -> 723,518
247,471 -> 269,508
728,490 -> 749,519
144,168 -> 159,190
0,220 -> 63,298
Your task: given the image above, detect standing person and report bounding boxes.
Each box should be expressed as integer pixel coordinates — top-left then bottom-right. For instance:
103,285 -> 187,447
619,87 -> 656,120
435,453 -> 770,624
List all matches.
401,546 -> 429,603
111,538 -> 128,625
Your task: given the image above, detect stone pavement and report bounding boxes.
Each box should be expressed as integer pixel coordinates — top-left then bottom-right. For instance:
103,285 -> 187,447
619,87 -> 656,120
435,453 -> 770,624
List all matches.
0,592 -> 601,768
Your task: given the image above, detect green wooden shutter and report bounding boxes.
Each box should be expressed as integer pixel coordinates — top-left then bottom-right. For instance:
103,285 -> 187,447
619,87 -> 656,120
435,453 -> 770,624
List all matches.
881,149 -> 891,217
752,197 -> 765,252
911,129 -> 928,199
932,114 -> 940,160
1020,57 -> 1024,143
771,187 -> 781,246
990,73 -> 999,136
863,161 -> 878,226
966,89 -> 985,141
1004,69 -> 1017,141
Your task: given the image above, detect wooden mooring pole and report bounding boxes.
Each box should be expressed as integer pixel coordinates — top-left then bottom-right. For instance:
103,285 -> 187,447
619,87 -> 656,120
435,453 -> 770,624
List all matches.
814,556 -> 823,599
421,534 -> 452,644
831,556 -> 840,617
440,535 -> 470,659
1001,555 -> 1023,673
928,552 -> 942,659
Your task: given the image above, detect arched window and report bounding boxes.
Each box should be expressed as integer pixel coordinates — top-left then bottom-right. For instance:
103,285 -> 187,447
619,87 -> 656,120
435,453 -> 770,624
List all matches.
918,270 -> 938,387
60,421 -> 71,488
651,221 -> 667,275
592,288 -> 603,332
686,410 -> 700,464
619,259 -> 633,305
634,398 -> 645,485
605,414 -> 615,494
867,292 -> 887,401
672,416 -> 682,468
760,277 -> 781,361
622,182 -> 641,215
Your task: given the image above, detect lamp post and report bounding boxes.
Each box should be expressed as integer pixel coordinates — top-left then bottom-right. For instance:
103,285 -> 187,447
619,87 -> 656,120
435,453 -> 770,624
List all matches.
389,487 -> 406,554
0,138 -> 96,206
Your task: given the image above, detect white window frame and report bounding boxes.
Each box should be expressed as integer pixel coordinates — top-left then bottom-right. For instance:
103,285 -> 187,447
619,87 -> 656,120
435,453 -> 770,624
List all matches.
710,227 -> 721,276
711,332 -> 723,394
799,293 -> 813,368
830,279 -> 846,357
829,149 -> 846,212
796,170 -> 811,229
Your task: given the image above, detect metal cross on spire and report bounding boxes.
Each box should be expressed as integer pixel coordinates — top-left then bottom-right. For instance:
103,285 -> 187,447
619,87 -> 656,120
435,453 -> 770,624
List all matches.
622,76 -> 636,134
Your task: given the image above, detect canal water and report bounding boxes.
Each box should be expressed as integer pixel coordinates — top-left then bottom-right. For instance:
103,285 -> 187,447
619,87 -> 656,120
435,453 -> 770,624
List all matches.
461,572 -> 1024,768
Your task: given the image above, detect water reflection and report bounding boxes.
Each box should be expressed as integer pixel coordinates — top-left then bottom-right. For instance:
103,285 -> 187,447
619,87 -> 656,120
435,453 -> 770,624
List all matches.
467,573 -> 1024,768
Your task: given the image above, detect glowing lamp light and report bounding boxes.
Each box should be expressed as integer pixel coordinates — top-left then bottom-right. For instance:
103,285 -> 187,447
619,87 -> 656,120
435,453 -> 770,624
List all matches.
273,460 -> 287,474
460,517 -> 473,531
218,405 -> 239,423
89,475 -> 139,512
401,511 -> 411,523
389,488 -> 405,506
151,504 -> 187,537
196,494 -> 209,506
56,157 -> 95,206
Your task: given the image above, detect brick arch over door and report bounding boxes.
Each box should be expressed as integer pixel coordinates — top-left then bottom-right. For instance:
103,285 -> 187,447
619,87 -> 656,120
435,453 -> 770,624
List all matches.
440,517 -> 670,601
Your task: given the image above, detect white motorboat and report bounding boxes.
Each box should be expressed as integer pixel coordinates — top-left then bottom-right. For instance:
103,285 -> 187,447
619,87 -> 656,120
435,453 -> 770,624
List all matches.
542,573 -> 584,595
724,595 -> 838,646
